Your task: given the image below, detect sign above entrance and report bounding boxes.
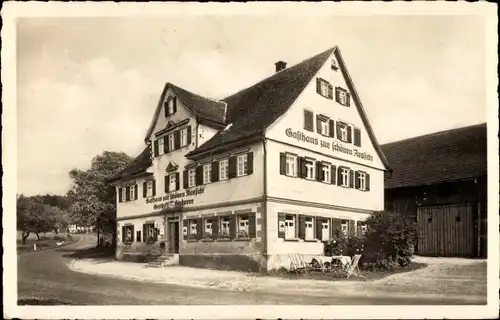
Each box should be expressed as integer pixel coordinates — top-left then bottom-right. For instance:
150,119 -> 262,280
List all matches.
285,128 -> 374,162
146,187 -> 205,210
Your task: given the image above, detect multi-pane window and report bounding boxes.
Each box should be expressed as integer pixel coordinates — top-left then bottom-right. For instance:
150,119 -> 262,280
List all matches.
358,171 -> 367,191
169,174 -> 176,192
204,218 -> 213,237
220,217 -> 230,238
322,164 -> 331,183
237,154 -> 248,177
340,124 -> 348,142
125,227 -> 133,243
203,164 -> 211,184
158,138 -> 164,155
319,80 -> 329,97
129,185 -> 135,200
237,215 -> 249,238
341,167 -> 350,187
335,87 -> 350,106
188,169 -> 196,188
360,223 -> 367,235
168,134 -> 174,151
219,159 -> 229,180
321,220 -> 330,241
285,215 -> 296,239
305,160 -> 315,180
121,188 -> 126,202
180,128 -> 188,147
189,220 -> 197,236
305,216 -> 314,240
286,154 -> 297,177
320,120 -> 328,136
341,220 -> 348,235
146,180 -> 154,197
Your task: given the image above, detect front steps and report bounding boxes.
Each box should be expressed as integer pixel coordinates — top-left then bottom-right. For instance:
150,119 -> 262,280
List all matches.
146,254 -> 179,268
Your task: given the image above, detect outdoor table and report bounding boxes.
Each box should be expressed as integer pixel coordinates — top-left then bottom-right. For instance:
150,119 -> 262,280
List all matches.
331,255 -> 352,268
311,255 -> 351,272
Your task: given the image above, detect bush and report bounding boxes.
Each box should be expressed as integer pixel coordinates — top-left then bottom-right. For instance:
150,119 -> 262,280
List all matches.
53,235 -> 66,241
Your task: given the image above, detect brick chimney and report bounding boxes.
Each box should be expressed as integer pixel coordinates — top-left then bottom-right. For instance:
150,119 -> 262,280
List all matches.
275,61 -> 287,73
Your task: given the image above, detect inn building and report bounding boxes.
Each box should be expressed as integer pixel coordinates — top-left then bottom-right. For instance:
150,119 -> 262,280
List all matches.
110,47 -> 391,271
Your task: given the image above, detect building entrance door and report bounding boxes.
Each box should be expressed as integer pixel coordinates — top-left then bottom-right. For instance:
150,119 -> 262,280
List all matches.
168,220 -> 180,254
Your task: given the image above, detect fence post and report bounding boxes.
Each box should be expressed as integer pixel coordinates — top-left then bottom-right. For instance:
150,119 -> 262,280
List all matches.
33,243 -> 37,252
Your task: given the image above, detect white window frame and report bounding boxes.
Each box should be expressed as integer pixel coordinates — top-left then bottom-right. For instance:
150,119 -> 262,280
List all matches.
319,81 -> 329,97
340,124 -> 348,142
220,217 -> 230,238
189,220 -> 197,235
237,154 -> 248,177
358,171 -> 367,191
322,164 -> 331,183
180,128 -> 188,147
305,160 -> 315,180
219,159 -> 229,180
203,164 -> 211,184
305,216 -> 314,240
320,120 -> 329,136
338,90 -> 348,105
168,134 -> 174,151
158,138 -> 164,156
237,215 -> 249,237
146,180 -> 154,197
360,224 -> 367,235
205,218 -> 213,236
341,220 -> 348,235
285,215 -> 296,239
341,168 -> 350,187
188,169 -> 196,188
169,174 -> 176,192
285,154 -> 297,177
321,221 -> 330,241
129,185 -> 135,200
121,188 -> 127,202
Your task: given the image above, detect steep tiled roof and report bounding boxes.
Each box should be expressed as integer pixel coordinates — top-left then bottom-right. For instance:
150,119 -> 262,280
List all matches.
185,47 -> 335,158
381,123 -> 487,189
144,83 -> 226,141
110,147 -> 152,182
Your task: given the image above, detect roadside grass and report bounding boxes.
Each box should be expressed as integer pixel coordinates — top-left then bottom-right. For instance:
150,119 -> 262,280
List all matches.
62,246 -> 115,261
256,261 -> 428,282
17,232 -> 80,254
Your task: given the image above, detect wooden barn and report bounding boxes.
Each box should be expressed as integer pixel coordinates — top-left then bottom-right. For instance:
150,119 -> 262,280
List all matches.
382,123 -> 487,258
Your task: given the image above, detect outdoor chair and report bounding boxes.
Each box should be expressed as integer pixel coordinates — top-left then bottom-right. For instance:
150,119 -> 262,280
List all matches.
343,254 -> 366,279
289,253 -> 311,275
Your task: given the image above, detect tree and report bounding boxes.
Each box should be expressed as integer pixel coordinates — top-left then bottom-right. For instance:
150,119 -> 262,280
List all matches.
67,151 -> 132,248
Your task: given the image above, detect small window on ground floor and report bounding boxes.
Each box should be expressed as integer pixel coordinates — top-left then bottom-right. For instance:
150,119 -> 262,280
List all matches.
188,219 -> 198,240
285,215 -> 296,239
220,216 -> 230,239
204,218 -> 213,238
321,220 -> 330,241
237,215 -> 249,238
305,216 -> 314,240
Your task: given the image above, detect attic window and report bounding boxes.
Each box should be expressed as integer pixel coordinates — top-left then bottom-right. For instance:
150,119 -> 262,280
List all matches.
335,87 -> 350,107
316,78 -> 333,99
331,59 -> 338,71
165,96 -> 177,116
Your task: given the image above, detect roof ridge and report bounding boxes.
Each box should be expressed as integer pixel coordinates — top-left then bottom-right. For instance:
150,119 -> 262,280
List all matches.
168,83 -> 224,104
222,47 -> 336,102
382,122 -> 487,146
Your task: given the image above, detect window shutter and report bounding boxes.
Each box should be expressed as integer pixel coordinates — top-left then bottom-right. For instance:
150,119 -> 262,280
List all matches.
336,124 -> 342,141
349,169 -> 354,188
165,176 -> 169,193
212,216 -> 219,240
183,170 -> 188,189
195,166 -> 203,186
247,152 -> 254,175
346,92 -> 351,107
118,188 -> 123,203
229,215 -> 237,239
143,224 -> 147,242
196,218 -> 203,240
316,162 -> 322,182
277,212 -> 286,239
164,101 -> 168,117
335,87 -> 340,103
175,172 -> 180,190
183,220 -> 188,241
143,182 -> 147,198
331,218 -> 342,239
356,222 -> 362,236
304,110 -> 313,131
337,167 -> 343,186
279,153 -> 286,175
228,156 -> 237,179
348,220 -> 355,235
163,136 -> 168,153
300,157 -> 307,179
248,213 -> 256,238
173,97 -> 177,114
121,226 -> 125,243
316,116 -> 322,134
152,180 -> 156,196
211,161 -> 219,182
154,140 -> 159,157
347,126 -> 353,143
366,173 -> 371,191
187,126 -> 192,145
174,131 -> 181,150
130,225 -> 135,242
298,215 -> 306,240
331,165 -> 337,185
316,78 -> 321,94
134,184 -> 138,200
125,186 -> 131,201
354,128 -> 361,147
354,171 -> 360,189
329,120 -> 335,138
316,217 -> 323,240
328,84 -> 334,99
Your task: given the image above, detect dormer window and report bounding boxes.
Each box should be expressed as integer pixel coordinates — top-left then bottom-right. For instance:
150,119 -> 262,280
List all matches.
165,96 -> 177,117
335,87 -> 350,107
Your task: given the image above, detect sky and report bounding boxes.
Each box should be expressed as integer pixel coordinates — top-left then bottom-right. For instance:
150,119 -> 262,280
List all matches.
17,15 -> 487,196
